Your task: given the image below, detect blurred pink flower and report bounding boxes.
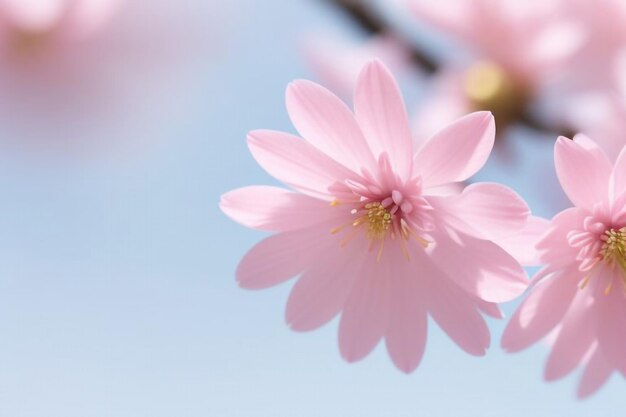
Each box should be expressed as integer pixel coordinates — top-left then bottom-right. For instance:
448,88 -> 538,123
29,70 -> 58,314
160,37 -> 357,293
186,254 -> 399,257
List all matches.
222,60 -> 534,372
564,0 -> 626,91
407,0 -> 584,88
0,0 -> 221,154
558,51 -> 626,160
301,32 -> 413,100
0,0 -> 118,45
502,135 -> 626,397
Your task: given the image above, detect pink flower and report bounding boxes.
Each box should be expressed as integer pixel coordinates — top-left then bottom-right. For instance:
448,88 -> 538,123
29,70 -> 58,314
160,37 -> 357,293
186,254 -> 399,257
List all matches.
0,0 -> 221,154
221,60 -> 533,372
0,0 -> 119,50
502,135 -> 626,397
406,0 -> 584,88
564,0 -> 626,91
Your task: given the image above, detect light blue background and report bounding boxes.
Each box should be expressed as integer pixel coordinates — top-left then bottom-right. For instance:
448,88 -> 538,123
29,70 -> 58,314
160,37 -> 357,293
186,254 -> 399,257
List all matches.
0,1 -> 623,416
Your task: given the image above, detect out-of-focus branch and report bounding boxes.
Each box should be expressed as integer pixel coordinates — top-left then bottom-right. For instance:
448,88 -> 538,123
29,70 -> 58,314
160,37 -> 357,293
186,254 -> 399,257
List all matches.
319,0 -> 574,138
320,0 -> 438,73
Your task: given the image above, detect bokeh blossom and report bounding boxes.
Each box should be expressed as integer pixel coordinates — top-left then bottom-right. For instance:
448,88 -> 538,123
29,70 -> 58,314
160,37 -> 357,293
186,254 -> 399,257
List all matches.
502,135 -> 626,397
222,60 -> 535,372
0,0 -> 221,154
0,0 -> 119,49
406,0 -> 584,130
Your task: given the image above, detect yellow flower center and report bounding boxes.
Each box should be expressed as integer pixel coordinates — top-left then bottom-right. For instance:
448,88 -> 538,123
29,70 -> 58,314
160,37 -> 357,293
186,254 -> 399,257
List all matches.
464,61 -> 527,128
329,199 -> 429,263
600,228 -> 626,275
365,202 -> 392,240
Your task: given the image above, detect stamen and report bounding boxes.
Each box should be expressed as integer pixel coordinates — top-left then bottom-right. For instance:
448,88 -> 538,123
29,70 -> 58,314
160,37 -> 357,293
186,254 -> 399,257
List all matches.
600,228 -> 626,276
329,197 -> 431,262
365,202 -> 392,240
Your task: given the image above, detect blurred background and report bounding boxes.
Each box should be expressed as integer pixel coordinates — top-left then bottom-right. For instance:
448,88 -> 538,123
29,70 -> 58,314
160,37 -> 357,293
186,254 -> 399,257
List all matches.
0,0 -> 624,416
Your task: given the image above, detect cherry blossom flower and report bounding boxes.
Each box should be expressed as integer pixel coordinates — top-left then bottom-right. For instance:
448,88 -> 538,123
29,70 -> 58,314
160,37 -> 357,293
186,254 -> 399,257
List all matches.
557,51 -> 626,160
221,60 -> 534,372
502,135 -> 626,397
0,0 -> 119,53
563,0 -> 626,91
0,0 -> 221,154
406,0 -> 584,128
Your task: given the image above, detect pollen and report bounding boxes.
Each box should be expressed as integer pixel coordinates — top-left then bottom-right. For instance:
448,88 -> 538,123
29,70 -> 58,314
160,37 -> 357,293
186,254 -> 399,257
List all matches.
365,202 -> 392,240
600,228 -> 626,275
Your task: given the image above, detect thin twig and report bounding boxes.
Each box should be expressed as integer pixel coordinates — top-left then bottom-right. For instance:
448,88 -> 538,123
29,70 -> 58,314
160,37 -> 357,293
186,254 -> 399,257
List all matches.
320,0 -> 438,73
320,0 -> 574,137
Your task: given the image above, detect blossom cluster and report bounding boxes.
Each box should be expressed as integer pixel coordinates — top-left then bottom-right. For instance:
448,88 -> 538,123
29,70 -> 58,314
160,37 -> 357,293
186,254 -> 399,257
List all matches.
221,0 -> 626,401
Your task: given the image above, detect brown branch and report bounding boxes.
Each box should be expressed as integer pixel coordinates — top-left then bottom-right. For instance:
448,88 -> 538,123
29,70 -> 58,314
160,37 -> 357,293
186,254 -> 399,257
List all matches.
319,0 -> 575,138
319,0 -> 438,73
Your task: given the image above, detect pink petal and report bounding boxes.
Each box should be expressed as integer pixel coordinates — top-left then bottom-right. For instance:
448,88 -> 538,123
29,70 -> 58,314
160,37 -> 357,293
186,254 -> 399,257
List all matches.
285,80 -> 376,174
613,146 -> 626,199
496,216 -> 550,266
595,279 -> 626,375
430,182 -> 530,240
544,294 -> 596,381
236,226 -> 333,290
475,299 -> 504,319
384,250 -> 428,373
536,208 -> 586,267
354,60 -> 414,180
422,261 -> 490,356
338,257 -> 389,363
220,186 -> 340,232
429,229 -> 528,303
577,345 -> 614,399
414,112 -> 495,188
247,129 -> 355,200
286,240 -> 367,332
554,135 -> 612,211
501,267 -> 579,352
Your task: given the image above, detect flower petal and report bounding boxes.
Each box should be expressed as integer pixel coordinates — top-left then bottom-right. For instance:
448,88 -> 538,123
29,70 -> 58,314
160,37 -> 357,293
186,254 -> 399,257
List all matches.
429,229 -> 528,303
496,216 -> 550,266
286,240 -> 367,332
577,345 -> 614,399
236,225 -> 333,290
247,129 -> 355,200
286,80 -> 376,174
385,250 -> 428,373
613,146 -> 626,199
536,208 -> 586,267
501,267 -> 579,352
220,186 -> 339,232
595,278 -> 626,375
414,112 -> 495,188
554,135 -> 612,211
339,257 -> 389,363
475,299 -> 504,319
354,60 -> 413,180
422,259 -> 490,356
430,182 -> 530,240
544,294 -> 596,381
